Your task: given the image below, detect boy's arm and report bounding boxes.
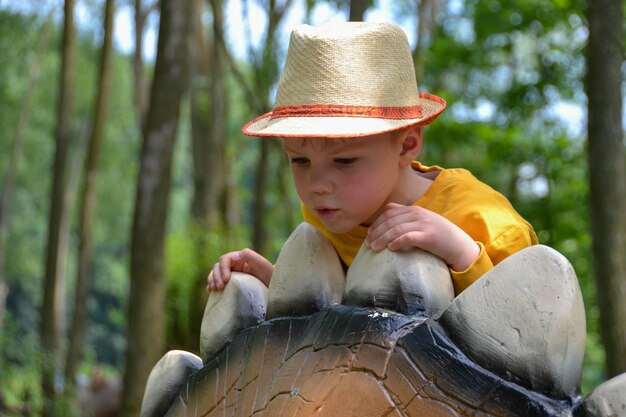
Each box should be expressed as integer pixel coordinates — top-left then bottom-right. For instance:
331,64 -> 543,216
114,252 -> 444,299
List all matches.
448,242 -> 493,293
206,249 -> 274,292
365,202 -> 480,272
451,222 -> 537,292
366,203 -> 537,294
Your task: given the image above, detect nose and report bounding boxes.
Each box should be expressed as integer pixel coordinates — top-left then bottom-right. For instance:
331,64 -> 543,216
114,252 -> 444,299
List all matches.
308,166 -> 333,195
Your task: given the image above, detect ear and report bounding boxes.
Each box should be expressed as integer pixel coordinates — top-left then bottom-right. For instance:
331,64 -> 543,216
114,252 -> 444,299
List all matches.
398,126 -> 423,167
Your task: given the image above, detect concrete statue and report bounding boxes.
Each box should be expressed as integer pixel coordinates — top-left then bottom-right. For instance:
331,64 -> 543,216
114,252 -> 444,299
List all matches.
140,222 -> 626,417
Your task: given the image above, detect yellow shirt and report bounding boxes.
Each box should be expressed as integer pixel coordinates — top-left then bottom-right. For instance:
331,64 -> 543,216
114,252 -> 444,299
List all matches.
302,161 -> 538,295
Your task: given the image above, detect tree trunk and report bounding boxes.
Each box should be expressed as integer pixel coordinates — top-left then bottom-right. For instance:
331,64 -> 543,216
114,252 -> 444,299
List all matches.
586,0 -> 626,376
190,0 -> 225,227
183,0 -> 230,351
173,0 -> 213,352
413,0 -> 440,84
119,0 -> 193,414
223,153 -> 240,227
40,1 -> 76,415
252,140 -> 270,252
0,13 -> 54,369
207,0 -> 228,227
250,0 -> 293,254
64,0 -> 115,389
413,0 -> 427,83
133,0 -> 148,129
348,0 -> 369,21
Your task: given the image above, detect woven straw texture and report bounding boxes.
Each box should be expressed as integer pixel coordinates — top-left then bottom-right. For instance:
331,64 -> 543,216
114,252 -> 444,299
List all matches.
243,22 -> 446,138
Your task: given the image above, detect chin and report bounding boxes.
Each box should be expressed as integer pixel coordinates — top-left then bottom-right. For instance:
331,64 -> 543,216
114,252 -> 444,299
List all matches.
320,221 -> 355,234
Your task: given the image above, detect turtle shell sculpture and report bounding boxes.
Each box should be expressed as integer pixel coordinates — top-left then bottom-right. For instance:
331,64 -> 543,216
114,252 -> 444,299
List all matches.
140,223 -> 626,417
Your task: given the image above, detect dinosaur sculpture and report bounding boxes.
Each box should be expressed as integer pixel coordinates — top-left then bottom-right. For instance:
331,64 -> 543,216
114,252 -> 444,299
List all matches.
140,223 -> 626,417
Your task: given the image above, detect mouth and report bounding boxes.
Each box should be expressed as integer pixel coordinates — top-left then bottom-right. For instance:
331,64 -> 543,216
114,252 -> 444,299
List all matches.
315,208 -> 339,219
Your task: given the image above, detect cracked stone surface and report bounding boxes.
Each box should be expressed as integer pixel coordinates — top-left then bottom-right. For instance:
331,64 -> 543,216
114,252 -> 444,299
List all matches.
344,245 -> 453,317
439,245 -> 586,398
200,272 -> 268,362
267,222 -> 345,319
140,350 -> 203,417
584,372 -> 626,416
143,230 -> 625,417
163,306 -> 583,417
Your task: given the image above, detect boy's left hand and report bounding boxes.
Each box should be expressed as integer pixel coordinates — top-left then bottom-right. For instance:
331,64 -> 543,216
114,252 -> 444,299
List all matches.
365,203 -> 480,272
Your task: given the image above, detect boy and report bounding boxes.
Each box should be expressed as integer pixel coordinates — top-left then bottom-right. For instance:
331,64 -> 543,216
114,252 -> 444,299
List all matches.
207,21 -> 537,296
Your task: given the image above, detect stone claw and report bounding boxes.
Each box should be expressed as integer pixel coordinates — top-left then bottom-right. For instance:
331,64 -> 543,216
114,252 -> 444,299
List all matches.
343,244 -> 454,318
139,350 -> 203,417
200,272 -> 268,362
584,371 -> 626,416
266,222 -> 345,319
439,245 -> 586,398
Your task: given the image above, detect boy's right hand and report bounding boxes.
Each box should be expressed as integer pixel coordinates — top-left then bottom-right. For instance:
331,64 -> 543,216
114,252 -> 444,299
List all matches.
206,248 -> 274,292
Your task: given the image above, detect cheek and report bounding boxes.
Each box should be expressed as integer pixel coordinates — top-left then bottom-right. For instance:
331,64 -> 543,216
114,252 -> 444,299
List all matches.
290,169 -> 307,200
339,177 -> 376,203
344,167 -> 396,201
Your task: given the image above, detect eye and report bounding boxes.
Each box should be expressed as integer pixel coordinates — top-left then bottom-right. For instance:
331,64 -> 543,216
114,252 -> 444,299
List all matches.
290,157 -> 309,166
335,158 -> 357,166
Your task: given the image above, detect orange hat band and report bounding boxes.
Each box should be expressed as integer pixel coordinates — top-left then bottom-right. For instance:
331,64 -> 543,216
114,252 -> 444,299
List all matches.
270,104 -> 424,120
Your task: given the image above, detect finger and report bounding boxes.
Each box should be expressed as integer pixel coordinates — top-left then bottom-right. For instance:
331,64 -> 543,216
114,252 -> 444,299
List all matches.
217,256 -> 234,289
367,210 -> 424,247
206,263 -> 221,292
239,249 -> 274,285
368,203 -> 407,230
387,230 -> 427,252
212,256 -> 233,290
237,249 -> 256,273
386,202 -> 406,210
368,204 -> 420,236
368,221 -> 419,251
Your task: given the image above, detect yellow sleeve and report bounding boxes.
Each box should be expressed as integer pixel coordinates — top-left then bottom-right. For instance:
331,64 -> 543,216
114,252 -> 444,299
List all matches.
450,242 -> 493,294
451,223 -> 538,294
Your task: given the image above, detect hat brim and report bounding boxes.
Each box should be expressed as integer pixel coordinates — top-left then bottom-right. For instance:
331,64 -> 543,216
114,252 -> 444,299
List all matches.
242,93 -> 446,138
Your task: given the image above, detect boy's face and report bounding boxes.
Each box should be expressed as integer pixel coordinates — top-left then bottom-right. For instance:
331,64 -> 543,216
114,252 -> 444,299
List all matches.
282,131 -> 416,234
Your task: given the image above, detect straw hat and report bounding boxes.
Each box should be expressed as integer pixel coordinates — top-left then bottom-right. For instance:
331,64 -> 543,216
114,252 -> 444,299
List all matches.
242,21 -> 446,138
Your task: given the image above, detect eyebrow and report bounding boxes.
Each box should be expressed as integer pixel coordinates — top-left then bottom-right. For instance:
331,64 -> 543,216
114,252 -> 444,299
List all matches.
282,137 -> 358,153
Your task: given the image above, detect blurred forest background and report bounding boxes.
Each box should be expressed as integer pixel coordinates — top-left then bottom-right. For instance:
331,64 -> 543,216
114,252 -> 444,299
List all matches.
0,0 -> 625,416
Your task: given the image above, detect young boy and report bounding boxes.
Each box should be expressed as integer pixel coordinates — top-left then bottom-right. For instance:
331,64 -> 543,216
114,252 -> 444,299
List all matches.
206,21 -> 537,296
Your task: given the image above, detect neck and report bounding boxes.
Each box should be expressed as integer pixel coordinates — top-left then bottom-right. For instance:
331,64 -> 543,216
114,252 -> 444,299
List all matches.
395,164 -> 433,205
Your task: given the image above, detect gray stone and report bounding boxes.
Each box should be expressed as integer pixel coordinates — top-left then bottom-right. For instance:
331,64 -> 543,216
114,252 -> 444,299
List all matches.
439,245 -> 586,398
139,350 -> 202,417
200,272 -> 268,362
343,245 -> 454,317
584,372 -> 626,417
267,222 -> 345,319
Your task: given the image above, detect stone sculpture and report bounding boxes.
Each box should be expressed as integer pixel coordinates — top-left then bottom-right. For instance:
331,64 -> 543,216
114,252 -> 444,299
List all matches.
140,222 -> 626,417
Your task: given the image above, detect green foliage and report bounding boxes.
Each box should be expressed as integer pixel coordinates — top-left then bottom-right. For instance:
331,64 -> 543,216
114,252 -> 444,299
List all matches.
0,312 -> 45,414
0,12 -> 38,142
1,3 -> 140,372
0,0 -> 612,406
419,0 -> 602,392
165,221 -> 250,351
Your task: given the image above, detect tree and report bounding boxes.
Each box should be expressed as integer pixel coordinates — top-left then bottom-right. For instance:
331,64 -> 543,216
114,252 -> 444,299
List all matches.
133,0 -> 158,129
0,12 -> 53,368
348,0 -> 370,21
250,0 -> 294,254
190,0 -> 225,228
64,0 -> 116,392
586,0 -> 626,376
408,0 -> 605,389
412,0 -> 441,83
40,0 -> 75,414
184,0 -> 230,349
119,0 -> 193,414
